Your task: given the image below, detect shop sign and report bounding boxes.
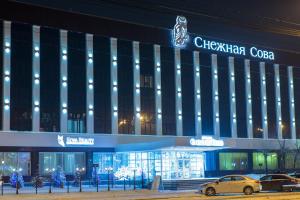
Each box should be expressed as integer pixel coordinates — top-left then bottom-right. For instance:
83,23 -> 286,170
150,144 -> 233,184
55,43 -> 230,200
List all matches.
172,16 -> 275,60
57,135 -> 94,147
190,136 -> 224,147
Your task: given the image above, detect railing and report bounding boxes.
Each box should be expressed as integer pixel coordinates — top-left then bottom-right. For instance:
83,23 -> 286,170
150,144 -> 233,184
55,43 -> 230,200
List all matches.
0,178 -> 148,195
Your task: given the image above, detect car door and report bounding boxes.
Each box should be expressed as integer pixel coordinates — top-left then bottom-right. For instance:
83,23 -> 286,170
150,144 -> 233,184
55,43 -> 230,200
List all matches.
271,175 -> 287,190
260,175 -> 272,191
230,176 -> 247,193
215,176 -> 233,193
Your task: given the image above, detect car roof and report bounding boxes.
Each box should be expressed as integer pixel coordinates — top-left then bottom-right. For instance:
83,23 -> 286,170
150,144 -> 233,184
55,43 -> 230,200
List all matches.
221,175 -> 251,179
261,174 -> 292,178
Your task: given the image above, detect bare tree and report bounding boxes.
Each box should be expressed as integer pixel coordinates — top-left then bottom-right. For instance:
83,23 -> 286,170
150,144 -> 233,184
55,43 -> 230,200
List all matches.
277,139 -> 287,171
293,140 -> 300,170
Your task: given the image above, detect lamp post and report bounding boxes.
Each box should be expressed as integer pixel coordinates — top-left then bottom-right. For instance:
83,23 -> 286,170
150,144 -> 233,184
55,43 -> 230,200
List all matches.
45,168 -> 55,194
1,160 -> 4,189
105,167 -> 113,191
76,167 -> 85,192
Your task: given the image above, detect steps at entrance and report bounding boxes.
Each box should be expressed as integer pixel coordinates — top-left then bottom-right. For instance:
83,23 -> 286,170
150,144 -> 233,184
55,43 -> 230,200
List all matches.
162,179 -> 217,190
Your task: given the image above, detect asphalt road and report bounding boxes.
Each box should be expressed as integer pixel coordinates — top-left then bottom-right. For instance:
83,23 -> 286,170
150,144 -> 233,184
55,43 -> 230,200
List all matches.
145,192 -> 300,200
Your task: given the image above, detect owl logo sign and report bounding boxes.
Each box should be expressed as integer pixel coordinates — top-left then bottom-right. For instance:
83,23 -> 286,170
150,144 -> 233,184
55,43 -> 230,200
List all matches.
57,135 -> 65,147
173,16 -> 189,47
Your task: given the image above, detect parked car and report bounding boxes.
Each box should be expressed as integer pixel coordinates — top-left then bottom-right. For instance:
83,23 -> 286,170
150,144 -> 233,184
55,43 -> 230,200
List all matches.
199,175 -> 261,196
289,173 -> 300,179
260,174 -> 299,191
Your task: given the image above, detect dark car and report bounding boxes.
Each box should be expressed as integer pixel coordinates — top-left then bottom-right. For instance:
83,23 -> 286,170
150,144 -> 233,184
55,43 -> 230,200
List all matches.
260,174 -> 299,191
290,173 -> 300,179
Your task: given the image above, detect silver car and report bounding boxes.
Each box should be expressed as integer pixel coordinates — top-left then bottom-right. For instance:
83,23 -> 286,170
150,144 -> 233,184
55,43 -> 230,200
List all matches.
199,175 -> 261,196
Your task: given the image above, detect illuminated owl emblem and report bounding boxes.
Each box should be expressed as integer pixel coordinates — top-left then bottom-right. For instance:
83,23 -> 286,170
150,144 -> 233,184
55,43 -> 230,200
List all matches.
173,16 -> 189,47
57,135 -> 65,147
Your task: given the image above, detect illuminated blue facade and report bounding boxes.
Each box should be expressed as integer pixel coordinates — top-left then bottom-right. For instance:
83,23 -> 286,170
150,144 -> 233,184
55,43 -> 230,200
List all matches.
0,7 -> 300,181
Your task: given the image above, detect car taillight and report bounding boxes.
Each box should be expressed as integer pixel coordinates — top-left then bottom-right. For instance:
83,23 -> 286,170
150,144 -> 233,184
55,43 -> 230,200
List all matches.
255,180 -> 260,184
291,179 -> 298,183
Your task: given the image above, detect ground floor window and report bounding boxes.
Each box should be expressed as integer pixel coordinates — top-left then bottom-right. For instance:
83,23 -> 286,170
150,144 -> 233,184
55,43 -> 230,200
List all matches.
253,152 -> 278,170
93,151 -> 204,180
285,152 -> 300,169
39,152 -> 85,175
0,152 -> 31,176
219,152 -> 248,170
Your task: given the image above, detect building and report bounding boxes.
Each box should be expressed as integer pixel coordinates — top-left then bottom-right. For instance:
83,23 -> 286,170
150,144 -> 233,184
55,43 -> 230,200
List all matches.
0,1 -> 300,182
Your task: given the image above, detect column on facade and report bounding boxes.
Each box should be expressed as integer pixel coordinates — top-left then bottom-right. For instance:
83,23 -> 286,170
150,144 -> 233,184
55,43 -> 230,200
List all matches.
60,30 -> 68,133
2,21 -> 11,131
133,41 -> 141,135
244,59 -> 253,138
212,54 -> 220,139
228,56 -> 237,138
193,51 -> 202,137
86,33 -> 94,133
154,44 -> 162,135
32,25 -> 40,132
288,66 -> 296,139
259,62 -> 268,139
274,64 -> 282,139
174,48 -> 183,136
110,38 -> 118,134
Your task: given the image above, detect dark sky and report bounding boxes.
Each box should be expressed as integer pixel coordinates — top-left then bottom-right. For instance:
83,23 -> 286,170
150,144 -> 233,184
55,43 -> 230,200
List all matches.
6,0 -> 300,65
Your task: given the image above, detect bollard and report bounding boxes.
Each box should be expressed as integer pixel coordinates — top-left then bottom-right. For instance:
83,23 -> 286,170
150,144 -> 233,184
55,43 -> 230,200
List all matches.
16,174 -> 19,195
79,176 -> 82,192
35,179 -> 38,194
107,171 -> 110,191
49,180 -> 52,194
123,178 -> 126,191
141,172 -> 144,189
133,170 -> 136,190
67,181 -> 69,193
96,177 -> 99,192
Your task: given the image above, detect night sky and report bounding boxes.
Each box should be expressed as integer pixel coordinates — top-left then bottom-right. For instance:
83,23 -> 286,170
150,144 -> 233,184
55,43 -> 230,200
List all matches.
8,0 -> 300,65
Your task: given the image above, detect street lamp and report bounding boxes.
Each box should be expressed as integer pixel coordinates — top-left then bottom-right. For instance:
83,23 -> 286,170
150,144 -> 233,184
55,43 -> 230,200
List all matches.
105,167 -> 113,191
1,161 -> 4,182
76,167 -> 85,192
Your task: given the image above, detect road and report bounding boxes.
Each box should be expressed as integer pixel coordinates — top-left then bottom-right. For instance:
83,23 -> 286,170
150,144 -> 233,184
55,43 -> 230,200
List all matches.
1,190 -> 300,200
144,192 -> 300,200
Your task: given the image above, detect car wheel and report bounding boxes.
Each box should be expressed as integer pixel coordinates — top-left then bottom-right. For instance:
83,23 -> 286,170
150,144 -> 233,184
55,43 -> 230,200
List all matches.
205,187 -> 216,196
244,186 -> 254,195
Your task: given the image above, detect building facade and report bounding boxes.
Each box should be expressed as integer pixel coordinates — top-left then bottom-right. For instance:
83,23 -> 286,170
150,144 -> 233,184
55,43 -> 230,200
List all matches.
0,1 -> 300,181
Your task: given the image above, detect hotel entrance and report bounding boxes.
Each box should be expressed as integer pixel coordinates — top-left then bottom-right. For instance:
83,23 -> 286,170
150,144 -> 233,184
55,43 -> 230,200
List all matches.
93,150 -> 205,181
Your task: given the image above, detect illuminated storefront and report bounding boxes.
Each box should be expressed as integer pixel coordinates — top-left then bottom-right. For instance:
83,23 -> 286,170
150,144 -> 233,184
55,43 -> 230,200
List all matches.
93,151 -> 205,180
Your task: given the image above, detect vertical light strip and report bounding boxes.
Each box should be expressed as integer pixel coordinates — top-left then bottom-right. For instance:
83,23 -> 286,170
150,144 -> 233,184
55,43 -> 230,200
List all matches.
110,38 -> 118,134
32,25 -> 40,132
2,21 -> 11,131
228,56 -> 237,138
244,59 -> 253,138
212,54 -> 220,139
193,51 -> 201,137
154,44 -> 162,135
288,66 -> 296,139
174,48 -> 183,136
260,62 -> 268,139
86,33 -> 94,133
274,64 -> 282,139
60,30 -> 68,133
133,41 -> 141,135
